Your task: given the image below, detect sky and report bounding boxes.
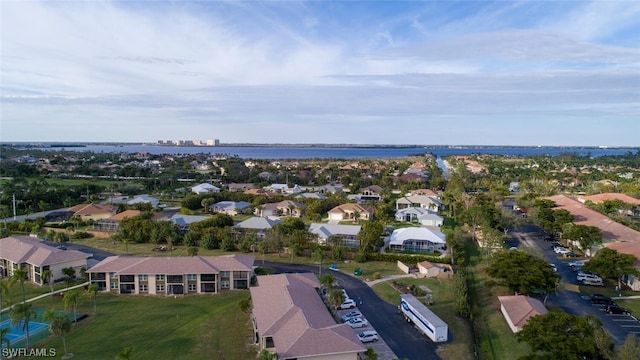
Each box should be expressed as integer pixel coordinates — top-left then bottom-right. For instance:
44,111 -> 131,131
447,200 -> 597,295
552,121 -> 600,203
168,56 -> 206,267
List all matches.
1,0 -> 639,146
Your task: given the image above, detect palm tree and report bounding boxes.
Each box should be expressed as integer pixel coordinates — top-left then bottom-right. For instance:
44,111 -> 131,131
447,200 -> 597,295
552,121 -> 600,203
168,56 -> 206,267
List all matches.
87,284 -> 99,315
10,302 -> 37,349
63,289 -> 81,324
42,269 -> 54,293
116,346 -> 134,360
328,289 -> 345,309
50,314 -> 72,358
11,268 -> 27,303
186,246 -> 199,257
0,327 -> 10,360
0,277 -> 13,322
313,247 -> 325,275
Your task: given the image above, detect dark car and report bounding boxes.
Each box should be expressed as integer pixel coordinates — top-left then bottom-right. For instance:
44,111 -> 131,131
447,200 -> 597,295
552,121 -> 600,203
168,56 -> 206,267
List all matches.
590,294 -> 613,305
605,305 -> 628,314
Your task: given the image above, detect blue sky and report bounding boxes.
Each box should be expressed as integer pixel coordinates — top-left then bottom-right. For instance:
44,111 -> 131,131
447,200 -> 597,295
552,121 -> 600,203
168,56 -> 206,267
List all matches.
1,0 -> 639,146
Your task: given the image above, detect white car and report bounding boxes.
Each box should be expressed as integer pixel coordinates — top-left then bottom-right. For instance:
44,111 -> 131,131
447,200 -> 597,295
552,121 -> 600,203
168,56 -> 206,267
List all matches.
549,263 -> 557,272
348,317 -> 369,328
555,247 -> 571,255
340,310 -> 362,322
568,260 -> 586,268
337,299 -> 357,310
357,330 -> 379,343
577,272 -> 602,282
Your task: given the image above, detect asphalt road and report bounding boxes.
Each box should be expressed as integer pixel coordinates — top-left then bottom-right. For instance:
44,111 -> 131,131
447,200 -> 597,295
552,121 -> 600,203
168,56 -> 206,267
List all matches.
262,261 -> 442,360
511,225 -> 640,345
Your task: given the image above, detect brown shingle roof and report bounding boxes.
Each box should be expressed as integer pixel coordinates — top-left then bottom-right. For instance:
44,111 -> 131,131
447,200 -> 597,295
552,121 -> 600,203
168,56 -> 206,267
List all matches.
107,210 -> 141,221
0,236 -> 89,267
579,193 -> 640,205
250,273 -> 364,358
498,295 -> 547,329
68,203 -> 117,216
87,254 -> 254,274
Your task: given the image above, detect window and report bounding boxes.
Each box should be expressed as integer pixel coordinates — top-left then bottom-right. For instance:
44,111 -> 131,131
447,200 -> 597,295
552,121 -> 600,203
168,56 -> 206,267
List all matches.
220,271 -> 230,278
139,274 -> 147,281
188,284 -> 197,292
156,274 -> 165,281
140,285 -> 148,292
221,280 -> 230,289
110,282 -> 119,289
187,274 -> 197,281
110,272 -> 117,279
156,284 -> 165,292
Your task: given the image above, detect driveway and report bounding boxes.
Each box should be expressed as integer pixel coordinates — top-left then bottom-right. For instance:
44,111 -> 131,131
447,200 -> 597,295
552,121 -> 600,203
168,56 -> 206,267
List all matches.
263,261 -> 442,360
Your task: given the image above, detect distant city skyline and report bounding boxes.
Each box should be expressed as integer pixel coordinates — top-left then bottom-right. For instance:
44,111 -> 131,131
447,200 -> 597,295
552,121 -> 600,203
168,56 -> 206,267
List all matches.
1,1 -> 639,146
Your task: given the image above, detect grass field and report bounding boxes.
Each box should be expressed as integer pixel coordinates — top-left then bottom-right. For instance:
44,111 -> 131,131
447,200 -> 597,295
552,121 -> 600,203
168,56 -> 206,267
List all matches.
371,277 -> 475,360
26,291 -> 256,360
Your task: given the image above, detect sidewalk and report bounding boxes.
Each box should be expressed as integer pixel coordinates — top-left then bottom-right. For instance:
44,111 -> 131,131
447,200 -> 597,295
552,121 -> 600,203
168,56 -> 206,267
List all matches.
365,274 -> 415,287
1,281 -> 90,314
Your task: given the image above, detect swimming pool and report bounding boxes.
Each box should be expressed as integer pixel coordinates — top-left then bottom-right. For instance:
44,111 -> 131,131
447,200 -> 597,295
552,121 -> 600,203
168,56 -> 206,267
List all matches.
0,319 -> 49,345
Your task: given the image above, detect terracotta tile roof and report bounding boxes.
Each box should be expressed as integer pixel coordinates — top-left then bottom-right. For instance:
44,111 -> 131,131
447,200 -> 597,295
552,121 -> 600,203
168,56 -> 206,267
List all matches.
107,210 -> 141,221
328,203 -> 372,215
579,193 -> 640,205
498,295 -> 547,329
87,254 -> 254,274
546,195 -> 640,242
68,203 -> 117,216
250,273 -> 364,358
0,236 -> 89,267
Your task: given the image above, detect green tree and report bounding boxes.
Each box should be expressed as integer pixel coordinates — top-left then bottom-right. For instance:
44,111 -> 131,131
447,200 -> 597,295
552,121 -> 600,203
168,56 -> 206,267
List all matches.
10,302 -> 37,349
516,312 -> 602,360
11,268 -> 27,303
42,269 -> 54,293
313,247 -> 325,275
615,333 -> 640,360
487,251 -> 559,301
186,246 -> 199,257
0,327 -> 10,359
87,283 -> 99,315
44,309 -> 72,358
561,223 -> 602,251
318,274 -> 335,291
64,289 -> 81,324
62,267 -> 76,287
359,221 -> 383,253
257,349 -> 277,360
116,346 -> 134,360
363,347 -> 378,360
582,248 -> 640,289
328,288 -> 346,309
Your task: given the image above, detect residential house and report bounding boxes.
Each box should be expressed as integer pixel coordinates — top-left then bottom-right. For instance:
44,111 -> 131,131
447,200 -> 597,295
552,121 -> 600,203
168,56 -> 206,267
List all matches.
295,192 -> 326,200
88,254 -> 254,295
498,295 -> 548,333
68,203 -> 117,221
93,209 -> 141,232
408,189 -> 439,197
313,183 -> 344,194
191,183 -> 221,194
394,207 -> 443,227
107,194 -> 160,208
266,184 -> 303,195
388,227 -> 447,254
308,223 -> 361,248
255,200 -> 306,218
578,193 -> 640,216
395,194 -> 443,212
244,188 -> 272,197
358,185 -> 384,202
0,236 -> 89,285
166,214 -> 210,233
327,203 -> 373,222
210,201 -> 251,216
250,273 -> 365,360
234,217 -> 283,239
226,183 -> 255,192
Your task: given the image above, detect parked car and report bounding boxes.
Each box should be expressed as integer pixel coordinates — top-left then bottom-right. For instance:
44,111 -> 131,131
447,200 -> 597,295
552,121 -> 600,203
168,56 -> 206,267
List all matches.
568,260 -> 586,268
577,272 -> 601,282
590,294 -> 613,305
340,310 -> 363,322
348,317 -> 369,328
357,330 -> 379,343
549,263 -> 557,272
337,299 -> 357,310
582,278 -> 604,286
563,251 -> 578,258
605,305 -> 628,314
554,246 -> 571,254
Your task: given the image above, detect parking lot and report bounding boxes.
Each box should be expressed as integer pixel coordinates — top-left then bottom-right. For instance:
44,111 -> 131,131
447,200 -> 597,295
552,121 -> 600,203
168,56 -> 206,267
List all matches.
584,295 -> 640,336
335,306 -> 398,360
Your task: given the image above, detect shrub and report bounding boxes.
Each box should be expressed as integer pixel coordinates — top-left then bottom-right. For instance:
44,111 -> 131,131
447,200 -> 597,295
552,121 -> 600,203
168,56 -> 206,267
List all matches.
373,272 -> 382,280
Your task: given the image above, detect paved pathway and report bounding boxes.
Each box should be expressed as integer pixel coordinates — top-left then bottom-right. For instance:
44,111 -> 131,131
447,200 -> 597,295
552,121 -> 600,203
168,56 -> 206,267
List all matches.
1,281 -> 90,314
365,273 -> 416,287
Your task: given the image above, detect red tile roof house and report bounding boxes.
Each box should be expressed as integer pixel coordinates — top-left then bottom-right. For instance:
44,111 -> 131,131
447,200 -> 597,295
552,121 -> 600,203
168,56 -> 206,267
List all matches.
0,236 -> 89,285
327,203 -> 373,222
250,273 -> 365,360
68,203 -> 117,221
255,200 -> 306,218
498,295 -> 548,333
87,255 -> 254,295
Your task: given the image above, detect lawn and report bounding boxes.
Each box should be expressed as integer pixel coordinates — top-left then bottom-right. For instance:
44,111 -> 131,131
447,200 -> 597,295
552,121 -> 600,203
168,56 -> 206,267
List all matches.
371,277 -> 475,360
24,291 -> 256,360
466,247 -> 532,360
